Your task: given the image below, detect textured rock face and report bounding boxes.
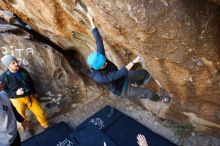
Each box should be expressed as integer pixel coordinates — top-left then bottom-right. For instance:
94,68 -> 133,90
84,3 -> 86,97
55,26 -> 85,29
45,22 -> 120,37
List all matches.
210,0 -> 220,5
0,0 -> 219,135
0,22 -> 102,114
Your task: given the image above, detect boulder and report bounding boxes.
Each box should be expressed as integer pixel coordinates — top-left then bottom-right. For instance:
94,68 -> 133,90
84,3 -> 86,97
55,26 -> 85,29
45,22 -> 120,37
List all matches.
0,0 -> 219,135
0,22 -> 103,114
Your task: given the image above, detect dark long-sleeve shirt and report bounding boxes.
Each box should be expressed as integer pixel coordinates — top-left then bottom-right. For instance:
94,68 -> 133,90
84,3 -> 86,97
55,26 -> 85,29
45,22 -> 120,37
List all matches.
0,67 -> 36,99
88,28 -> 128,96
12,104 -> 24,122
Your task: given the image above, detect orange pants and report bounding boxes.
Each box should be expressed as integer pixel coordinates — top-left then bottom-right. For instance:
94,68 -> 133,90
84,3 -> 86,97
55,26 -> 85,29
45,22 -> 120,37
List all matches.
10,95 -> 48,128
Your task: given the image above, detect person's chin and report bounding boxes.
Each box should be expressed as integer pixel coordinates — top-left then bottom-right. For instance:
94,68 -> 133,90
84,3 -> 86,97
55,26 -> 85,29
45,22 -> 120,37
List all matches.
15,67 -> 20,71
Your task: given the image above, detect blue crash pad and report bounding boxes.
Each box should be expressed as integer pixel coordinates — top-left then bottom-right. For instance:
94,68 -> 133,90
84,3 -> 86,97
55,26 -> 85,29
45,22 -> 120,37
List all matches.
76,105 -> 176,146
72,125 -> 116,146
21,122 -> 76,146
22,122 -> 116,146
22,106 -> 176,146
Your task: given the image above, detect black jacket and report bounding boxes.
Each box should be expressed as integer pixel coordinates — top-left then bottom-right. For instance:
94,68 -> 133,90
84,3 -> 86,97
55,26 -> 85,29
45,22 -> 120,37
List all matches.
0,67 -> 36,99
88,28 -> 128,96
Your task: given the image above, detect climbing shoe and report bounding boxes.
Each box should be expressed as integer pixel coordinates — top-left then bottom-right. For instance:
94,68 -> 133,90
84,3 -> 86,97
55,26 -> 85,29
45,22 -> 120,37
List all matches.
160,96 -> 171,103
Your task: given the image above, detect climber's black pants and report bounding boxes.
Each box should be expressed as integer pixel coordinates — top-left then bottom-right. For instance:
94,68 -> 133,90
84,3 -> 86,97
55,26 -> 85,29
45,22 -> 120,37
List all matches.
121,69 -> 160,101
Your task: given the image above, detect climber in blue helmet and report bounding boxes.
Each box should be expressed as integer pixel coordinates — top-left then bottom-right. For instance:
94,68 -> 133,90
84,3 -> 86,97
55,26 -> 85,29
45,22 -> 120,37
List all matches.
86,10 -> 170,102
87,51 -> 106,70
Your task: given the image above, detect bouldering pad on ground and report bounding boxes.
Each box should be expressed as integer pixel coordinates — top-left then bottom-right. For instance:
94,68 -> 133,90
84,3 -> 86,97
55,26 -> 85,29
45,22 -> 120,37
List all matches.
21,122 -> 76,146
76,105 -> 176,146
22,105 -> 176,146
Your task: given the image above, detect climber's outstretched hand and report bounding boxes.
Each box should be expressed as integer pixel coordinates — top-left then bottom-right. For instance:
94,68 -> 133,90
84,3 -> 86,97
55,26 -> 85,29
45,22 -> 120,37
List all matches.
86,8 -> 95,28
132,56 -> 141,64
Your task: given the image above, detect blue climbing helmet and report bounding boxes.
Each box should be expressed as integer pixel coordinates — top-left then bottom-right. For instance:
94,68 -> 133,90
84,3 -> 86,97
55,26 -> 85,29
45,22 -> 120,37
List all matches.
87,52 -> 106,70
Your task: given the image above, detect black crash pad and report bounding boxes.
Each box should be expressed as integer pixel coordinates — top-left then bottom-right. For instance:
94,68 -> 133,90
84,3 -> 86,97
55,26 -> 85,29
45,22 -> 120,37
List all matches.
22,106 -> 176,146
72,125 -> 116,146
76,105 -> 176,146
21,122 -> 76,146
22,122 -> 116,146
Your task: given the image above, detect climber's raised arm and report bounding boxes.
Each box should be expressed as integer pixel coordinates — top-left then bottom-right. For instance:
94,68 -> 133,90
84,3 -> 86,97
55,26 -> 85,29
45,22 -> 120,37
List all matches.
87,11 -> 95,29
86,11 -> 105,56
